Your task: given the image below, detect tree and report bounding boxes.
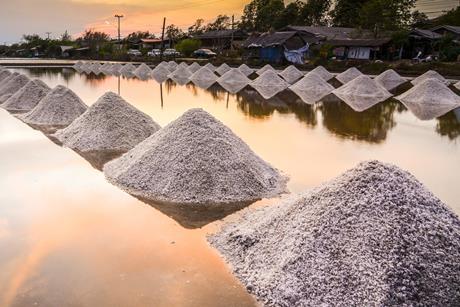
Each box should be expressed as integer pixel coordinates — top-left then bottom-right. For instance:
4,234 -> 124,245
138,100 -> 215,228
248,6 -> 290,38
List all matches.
206,15 -> 231,31
188,19 -> 206,36
411,11 -> 429,28
240,0 -> 285,32
331,0 -> 368,27
432,7 -> 460,27
166,25 -> 185,45
76,29 -> 110,52
298,0 -> 332,26
60,30 -> 72,42
175,38 -> 201,56
274,1 -> 302,29
126,31 -> 154,42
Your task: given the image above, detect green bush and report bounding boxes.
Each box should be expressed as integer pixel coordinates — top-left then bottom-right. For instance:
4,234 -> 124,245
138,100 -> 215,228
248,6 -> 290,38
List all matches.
175,39 -> 202,57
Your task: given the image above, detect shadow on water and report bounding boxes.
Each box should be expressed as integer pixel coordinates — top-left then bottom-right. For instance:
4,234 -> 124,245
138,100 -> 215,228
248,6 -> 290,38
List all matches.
436,108 -> 460,141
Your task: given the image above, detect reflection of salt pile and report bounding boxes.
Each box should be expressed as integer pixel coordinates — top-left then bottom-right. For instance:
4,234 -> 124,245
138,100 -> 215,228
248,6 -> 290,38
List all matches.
279,65 -> 304,84
289,73 -> 335,104
336,67 -> 363,84
104,108 -> 287,205
375,69 -> 407,91
332,75 -> 392,112
217,69 -> 251,94
210,160 -> 460,307
396,78 -> 460,120
204,63 -> 217,72
2,79 -> 50,113
99,62 -> 112,74
190,67 -> 218,89
151,65 -> 171,83
168,65 -> 192,85
307,66 -> 334,81
256,64 -> 275,75
215,63 -> 231,76
0,74 -> 30,103
168,61 -> 178,71
238,64 -> 254,77
250,70 -> 289,99
189,62 -> 201,73
133,63 -> 152,80
412,70 -> 449,86
55,92 -> 160,160
120,63 -> 136,76
20,85 -> 87,132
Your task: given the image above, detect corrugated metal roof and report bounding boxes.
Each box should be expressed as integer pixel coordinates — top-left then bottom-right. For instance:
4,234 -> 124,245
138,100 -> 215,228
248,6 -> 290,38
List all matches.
328,38 -> 392,47
410,28 -> 442,39
242,32 -> 300,48
431,25 -> 460,35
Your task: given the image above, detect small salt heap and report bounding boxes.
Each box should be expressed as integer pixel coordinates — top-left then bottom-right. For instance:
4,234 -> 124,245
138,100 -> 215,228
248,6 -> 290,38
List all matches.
90,63 -> 102,74
279,65 -> 304,84
375,69 -> 407,91
188,62 -> 201,73
238,64 -> 254,77
133,63 -> 152,80
204,63 -> 217,72
250,70 -> 289,99
215,63 -> 231,76
209,160 -> 460,307
307,66 -> 334,81
0,72 -> 19,88
332,75 -> 392,112
109,63 -> 123,75
256,64 -> 275,76
151,65 -> 171,83
177,62 -> 189,69
217,69 -> 251,94
168,61 -> 178,71
0,74 -> 30,103
2,79 -> 50,113
289,73 -> 335,104
120,63 -> 136,76
99,62 -> 113,74
168,65 -> 192,86
336,67 -> 363,84
396,78 -> 460,120
411,70 -> 449,86
20,85 -> 87,132
455,80 -> 460,90
73,61 -> 84,70
104,108 -> 287,205
190,67 -> 218,89
0,70 -> 12,83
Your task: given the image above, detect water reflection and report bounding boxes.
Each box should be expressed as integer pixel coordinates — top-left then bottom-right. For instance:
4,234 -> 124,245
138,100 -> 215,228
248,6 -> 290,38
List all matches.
236,89 -> 289,119
436,108 -> 460,141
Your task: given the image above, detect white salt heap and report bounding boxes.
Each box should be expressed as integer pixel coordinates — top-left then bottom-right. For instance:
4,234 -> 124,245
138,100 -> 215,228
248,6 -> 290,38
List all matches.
177,62 -> 189,70
20,85 -> 87,131
190,67 -> 218,89
120,63 -> 136,76
188,62 -> 201,73
455,80 -> 460,90
133,63 -> 152,80
289,73 -> 335,104
375,69 -> 407,91
0,74 -> 30,103
204,63 -> 217,72
168,66 -> 192,85
0,70 -> 12,83
332,75 -> 392,112
109,63 -> 123,74
168,61 -> 178,71
104,108 -> 287,205
99,62 -> 112,74
279,65 -> 304,84
54,92 -> 160,153
396,78 -> 460,120
411,70 -> 449,86
336,67 -> 363,84
307,66 -> 334,81
73,61 -> 84,69
151,65 -> 171,83
209,160 -> 460,307
0,72 -> 19,89
250,70 -> 289,99
217,69 -> 251,94
215,63 -> 231,76
90,63 -> 102,74
238,64 -> 254,77
2,79 -> 50,113
256,64 -> 275,76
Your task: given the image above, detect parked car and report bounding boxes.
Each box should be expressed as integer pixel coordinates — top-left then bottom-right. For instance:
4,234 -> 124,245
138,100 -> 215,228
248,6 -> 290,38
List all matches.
193,49 -> 217,58
147,49 -> 161,57
127,49 -> 142,57
164,48 -> 181,57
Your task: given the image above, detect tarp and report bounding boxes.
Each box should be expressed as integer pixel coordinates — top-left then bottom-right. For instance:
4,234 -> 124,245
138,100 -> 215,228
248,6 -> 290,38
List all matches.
284,44 -> 309,65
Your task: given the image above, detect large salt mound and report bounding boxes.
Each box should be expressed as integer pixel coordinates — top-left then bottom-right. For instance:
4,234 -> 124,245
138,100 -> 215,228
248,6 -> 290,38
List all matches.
2,79 -> 50,113
0,70 -> 12,83
336,67 -> 363,84
375,69 -> 407,91
104,108 -> 287,205
396,78 -> 460,120
0,74 -> 30,103
20,85 -> 87,132
412,70 -> 449,86
209,160 -> 460,307
188,62 -> 201,73
133,63 -> 152,80
256,64 -> 275,76
54,92 -> 160,167
0,72 -> 19,89
238,64 -> 254,77
279,65 -> 304,84
204,63 -> 216,72
332,75 -> 392,112
120,63 -> 136,76
250,70 -> 289,99
289,73 -> 335,104
190,67 -> 218,89
217,69 -> 251,94
215,63 -> 231,76
168,66 -> 192,85
151,65 -> 171,83
307,66 -> 334,81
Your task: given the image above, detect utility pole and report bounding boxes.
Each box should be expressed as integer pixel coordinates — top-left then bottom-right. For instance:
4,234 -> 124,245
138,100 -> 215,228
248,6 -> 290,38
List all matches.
114,14 -> 124,49
45,32 -> 52,40
230,15 -> 235,51
160,17 -> 166,61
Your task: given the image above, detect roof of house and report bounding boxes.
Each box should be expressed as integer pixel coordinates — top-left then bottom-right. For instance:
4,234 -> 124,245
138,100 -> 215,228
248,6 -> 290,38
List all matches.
431,25 -> 460,35
281,26 -> 374,40
243,31 -> 303,48
328,38 -> 392,47
141,38 -> 165,43
195,29 -> 247,39
410,28 -> 442,39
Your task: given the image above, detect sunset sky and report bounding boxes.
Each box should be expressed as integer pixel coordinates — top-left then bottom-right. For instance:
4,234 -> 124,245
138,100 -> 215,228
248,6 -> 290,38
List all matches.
0,0 -> 457,44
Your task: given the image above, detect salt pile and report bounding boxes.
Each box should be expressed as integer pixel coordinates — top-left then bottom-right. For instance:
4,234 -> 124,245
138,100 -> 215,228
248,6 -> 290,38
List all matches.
0,72 -> 19,88
289,73 -> 335,104
73,61 -> 84,69
177,62 -> 189,69
375,69 -> 407,91
104,108 -> 287,205
109,63 -> 123,74
168,61 -> 178,71
332,75 -> 392,112
133,63 -> 152,80
204,63 -> 216,72
189,67 -> 218,89
411,70 -> 449,86
0,74 -> 30,103
215,63 -> 231,76
336,67 -> 363,84
151,65 -> 171,83
216,69 -> 251,94
209,160 -> 460,307
256,64 -> 275,76
120,63 -> 136,76
90,63 -> 102,74
0,70 -> 12,83
455,80 -> 460,90
396,78 -> 460,120
238,64 -> 254,77
188,62 -> 201,73
54,92 -> 160,168
307,66 -> 334,81
279,65 -> 304,84
20,85 -> 87,132
168,66 -> 192,85
99,62 -> 112,74
1,79 -> 50,113
250,70 -> 289,99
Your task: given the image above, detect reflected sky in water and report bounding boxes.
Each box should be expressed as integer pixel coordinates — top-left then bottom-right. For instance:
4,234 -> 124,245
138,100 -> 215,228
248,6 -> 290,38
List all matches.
0,67 -> 459,306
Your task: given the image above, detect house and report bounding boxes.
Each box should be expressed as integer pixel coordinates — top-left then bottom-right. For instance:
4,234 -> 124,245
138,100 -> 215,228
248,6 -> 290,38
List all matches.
194,29 -> 248,52
281,25 -> 373,41
140,38 -> 170,50
404,28 -> 442,59
431,25 -> 460,41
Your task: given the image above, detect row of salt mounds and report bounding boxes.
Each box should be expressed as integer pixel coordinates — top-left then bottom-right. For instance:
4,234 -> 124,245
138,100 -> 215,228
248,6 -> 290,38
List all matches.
168,65 -> 192,86
215,63 -> 232,76
104,108 -> 288,205
336,67 -> 363,84
250,70 -> 289,99
332,75 -> 392,112
307,65 -> 334,81
204,63 -> 217,72
209,160 -> 460,307
120,63 -> 136,76
411,70 -> 449,86
256,64 -> 275,76
0,73 -> 30,103
217,69 -> 251,94
190,66 -> 218,90
54,92 -> 160,166
2,79 -> 50,113
289,72 -> 335,104
375,69 -> 407,91
20,85 -> 87,133
238,64 -> 254,77
396,78 -> 460,120
189,62 -> 201,73
133,63 -> 152,80
279,65 -> 304,84
151,64 -> 171,83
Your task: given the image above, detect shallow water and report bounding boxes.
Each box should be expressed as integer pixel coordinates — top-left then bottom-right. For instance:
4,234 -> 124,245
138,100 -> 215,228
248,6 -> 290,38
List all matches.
0,67 -> 459,306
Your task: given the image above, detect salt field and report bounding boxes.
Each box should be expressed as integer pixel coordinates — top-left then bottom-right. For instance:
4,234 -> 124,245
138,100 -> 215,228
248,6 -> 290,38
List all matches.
0,66 -> 460,306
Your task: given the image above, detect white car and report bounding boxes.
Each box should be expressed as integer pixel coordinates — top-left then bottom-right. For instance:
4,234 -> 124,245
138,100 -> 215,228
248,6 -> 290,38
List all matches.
164,49 -> 181,57
127,49 -> 142,57
147,49 -> 161,57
